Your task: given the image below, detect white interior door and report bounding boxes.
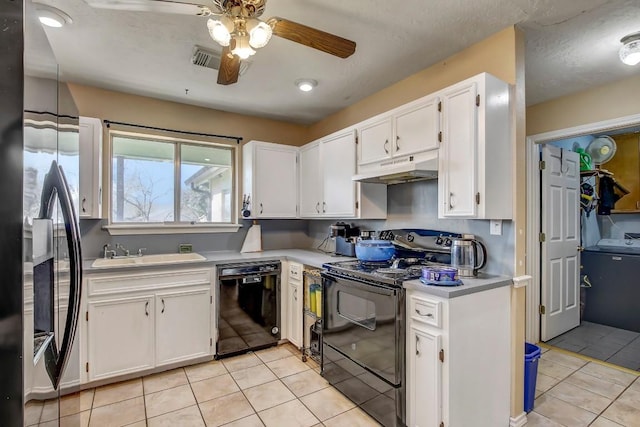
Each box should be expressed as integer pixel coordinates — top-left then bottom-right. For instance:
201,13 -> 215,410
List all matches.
541,145 -> 580,341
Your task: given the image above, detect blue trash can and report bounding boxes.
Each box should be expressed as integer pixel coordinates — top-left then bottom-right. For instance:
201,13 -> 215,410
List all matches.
524,343 -> 541,413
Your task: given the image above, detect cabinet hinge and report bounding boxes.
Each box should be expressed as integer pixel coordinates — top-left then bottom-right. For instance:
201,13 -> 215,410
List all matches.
355,201 -> 359,210
475,192 -> 480,205
355,134 -> 359,145
539,305 -> 546,315
539,232 -> 546,242
210,338 -> 213,346
476,94 -> 480,107
438,131 -> 442,143
437,101 -> 442,112
539,160 -> 546,170
86,311 -> 88,321
85,362 -> 89,373
439,349 -> 445,363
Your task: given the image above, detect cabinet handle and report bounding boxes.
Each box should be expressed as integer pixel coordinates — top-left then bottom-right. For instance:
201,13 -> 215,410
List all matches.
415,308 -> 434,318
449,192 -> 455,209
260,203 -> 263,214
316,202 -> 320,213
396,135 -> 400,151
322,202 -> 326,213
294,287 -> 298,301
161,298 -> 165,314
416,335 -> 420,356
145,301 -> 149,316
81,197 -> 87,213
383,139 -> 389,154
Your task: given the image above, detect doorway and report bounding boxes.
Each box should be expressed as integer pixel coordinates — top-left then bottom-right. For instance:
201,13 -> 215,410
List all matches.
525,112 -> 640,371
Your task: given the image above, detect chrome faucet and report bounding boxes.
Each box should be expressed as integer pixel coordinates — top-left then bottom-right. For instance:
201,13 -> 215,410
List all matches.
103,244 -> 117,259
115,243 -> 130,257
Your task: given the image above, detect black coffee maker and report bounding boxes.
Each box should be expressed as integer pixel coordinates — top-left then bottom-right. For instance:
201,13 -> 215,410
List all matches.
329,222 -> 359,256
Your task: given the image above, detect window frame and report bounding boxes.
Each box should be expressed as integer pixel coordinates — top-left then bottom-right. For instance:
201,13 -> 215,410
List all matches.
104,129 -> 240,235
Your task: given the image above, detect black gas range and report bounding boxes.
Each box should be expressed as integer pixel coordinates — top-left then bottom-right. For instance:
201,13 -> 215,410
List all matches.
322,257 -> 448,287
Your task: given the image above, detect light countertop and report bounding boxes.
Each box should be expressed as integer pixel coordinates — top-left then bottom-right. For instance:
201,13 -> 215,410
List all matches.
403,274 -> 513,299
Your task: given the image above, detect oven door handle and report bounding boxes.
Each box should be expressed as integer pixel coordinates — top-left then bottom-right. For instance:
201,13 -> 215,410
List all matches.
322,273 -> 397,297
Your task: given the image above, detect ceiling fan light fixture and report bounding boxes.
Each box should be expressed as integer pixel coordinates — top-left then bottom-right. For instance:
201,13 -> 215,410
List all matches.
36,5 -> 73,28
296,79 -> 317,92
246,19 -> 272,48
619,32 -> 640,66
231,34 -> 256,59
207,17 -> 233,46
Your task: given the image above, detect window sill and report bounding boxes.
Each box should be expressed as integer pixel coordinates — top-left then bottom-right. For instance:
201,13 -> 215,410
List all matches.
103,223 -> 242,236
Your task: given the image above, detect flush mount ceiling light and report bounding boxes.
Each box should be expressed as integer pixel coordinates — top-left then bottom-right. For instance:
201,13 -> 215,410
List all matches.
296,79 -> 317,92
619,32 -> 640,66
36,4 -> 73,28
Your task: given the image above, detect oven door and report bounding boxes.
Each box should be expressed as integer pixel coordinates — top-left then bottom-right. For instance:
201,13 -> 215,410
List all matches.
322,273 -> 401,385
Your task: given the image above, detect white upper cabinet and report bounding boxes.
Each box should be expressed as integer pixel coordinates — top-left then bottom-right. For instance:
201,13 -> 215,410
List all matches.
357,94 -> 440,171
359,118 -> 393,166
243,141 -> 298,218
300,130 -> 386,219
438,73 -> 511,219
78,116 -> 103,219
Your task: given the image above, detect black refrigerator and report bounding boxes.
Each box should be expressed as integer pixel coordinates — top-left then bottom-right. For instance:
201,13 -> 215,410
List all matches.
1,1 -> 84,425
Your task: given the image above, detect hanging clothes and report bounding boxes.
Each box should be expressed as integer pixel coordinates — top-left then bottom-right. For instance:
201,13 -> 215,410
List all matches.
597,175 -> 627,215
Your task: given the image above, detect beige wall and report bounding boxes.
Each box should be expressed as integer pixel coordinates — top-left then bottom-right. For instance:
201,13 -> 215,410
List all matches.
527,74 -> 640,136
68,83 -> 309,147
307,26 -> 518,142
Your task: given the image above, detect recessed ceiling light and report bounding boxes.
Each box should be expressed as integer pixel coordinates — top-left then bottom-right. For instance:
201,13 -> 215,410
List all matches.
36,5 -> 73,28
295,79 -> 317,92
204,158 -> 211,162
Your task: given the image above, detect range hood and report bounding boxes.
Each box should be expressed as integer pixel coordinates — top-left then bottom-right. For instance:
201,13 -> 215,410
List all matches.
352,155 -> 438,185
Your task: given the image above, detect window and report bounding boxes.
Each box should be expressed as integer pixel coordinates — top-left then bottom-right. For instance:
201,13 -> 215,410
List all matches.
110,132 -> 235,227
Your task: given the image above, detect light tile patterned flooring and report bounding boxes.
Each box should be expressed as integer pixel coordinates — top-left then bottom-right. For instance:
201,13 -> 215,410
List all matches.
526,345 -> 640,426
25,343 -> 381,427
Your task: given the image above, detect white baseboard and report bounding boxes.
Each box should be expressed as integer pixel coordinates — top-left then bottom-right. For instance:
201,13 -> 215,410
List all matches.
510,412 -> 528,427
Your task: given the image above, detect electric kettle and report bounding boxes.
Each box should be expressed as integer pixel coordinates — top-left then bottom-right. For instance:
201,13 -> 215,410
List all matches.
450,236 -> 487,277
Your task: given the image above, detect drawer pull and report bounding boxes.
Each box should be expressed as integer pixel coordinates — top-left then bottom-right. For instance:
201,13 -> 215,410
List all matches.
145,301 -> 149,316
415,308 -> 433,318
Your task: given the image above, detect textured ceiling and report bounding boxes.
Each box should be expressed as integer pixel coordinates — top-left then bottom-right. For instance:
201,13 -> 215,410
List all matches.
28,0 -> 640,124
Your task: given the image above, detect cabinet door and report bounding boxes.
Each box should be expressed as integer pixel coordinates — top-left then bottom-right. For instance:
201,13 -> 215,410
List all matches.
395,97 -> 440,157
288,281 -> 302,348
156,288 -> 211,366
358,118 -> 393,166
407,326 -> 442,427
87,295 -> 154,381
322,130 -> 357,217
78,117 -> 102,219
439,81 -> 478,218
254,144 -> 298,218
299,142 -> 323,217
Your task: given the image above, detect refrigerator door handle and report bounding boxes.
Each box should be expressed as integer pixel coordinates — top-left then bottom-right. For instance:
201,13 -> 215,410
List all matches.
39,161 -> 83,390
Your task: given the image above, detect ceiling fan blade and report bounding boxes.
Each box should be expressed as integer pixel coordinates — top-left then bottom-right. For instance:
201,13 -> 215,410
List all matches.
267,17 -> 356,59
217,46 -> 240,85
83,0 -> 215,16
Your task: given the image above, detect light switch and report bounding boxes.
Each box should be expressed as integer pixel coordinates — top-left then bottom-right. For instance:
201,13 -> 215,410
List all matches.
490,220 -> 502,236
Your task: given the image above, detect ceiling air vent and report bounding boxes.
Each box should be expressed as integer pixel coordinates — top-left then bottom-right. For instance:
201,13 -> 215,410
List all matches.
191,45 -> 250,75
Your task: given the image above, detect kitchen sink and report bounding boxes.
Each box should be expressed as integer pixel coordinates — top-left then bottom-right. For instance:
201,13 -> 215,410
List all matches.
91,252 -> 206,268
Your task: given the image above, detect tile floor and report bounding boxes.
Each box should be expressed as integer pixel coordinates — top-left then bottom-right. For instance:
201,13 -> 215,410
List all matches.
526,345 -> 640,426
25,343 -> 381,427
547,321 -> 640,371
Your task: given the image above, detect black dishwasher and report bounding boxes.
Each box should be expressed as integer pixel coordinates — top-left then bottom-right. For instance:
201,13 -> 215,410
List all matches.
582,247 -> 640,332
216,261 -> 281,358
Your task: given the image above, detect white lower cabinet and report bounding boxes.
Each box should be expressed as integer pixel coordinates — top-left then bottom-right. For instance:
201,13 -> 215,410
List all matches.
155,288 -> 211,366
286,262 -> 303,348
84,267 -> 212,383
408,326 -> 442,427
406,286 -> 511,427
87,295 -> 155,381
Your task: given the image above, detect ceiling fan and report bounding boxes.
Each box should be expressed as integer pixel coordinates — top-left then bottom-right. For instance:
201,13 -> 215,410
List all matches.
84,0 -> 357,85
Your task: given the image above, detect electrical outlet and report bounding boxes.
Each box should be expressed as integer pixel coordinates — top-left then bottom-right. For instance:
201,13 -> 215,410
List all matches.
490,220 -> 502,236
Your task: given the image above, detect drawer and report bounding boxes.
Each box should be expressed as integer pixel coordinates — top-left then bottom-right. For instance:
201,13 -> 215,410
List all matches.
289,263 -> 302,282
409,296 -> 441,327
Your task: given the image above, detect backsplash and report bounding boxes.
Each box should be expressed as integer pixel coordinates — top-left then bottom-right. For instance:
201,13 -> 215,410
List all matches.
80,181 -> 515,276
308,180 -> 515,276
